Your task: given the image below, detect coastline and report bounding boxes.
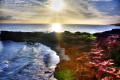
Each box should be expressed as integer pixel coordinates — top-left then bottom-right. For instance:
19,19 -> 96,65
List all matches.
1,29 -> 120,79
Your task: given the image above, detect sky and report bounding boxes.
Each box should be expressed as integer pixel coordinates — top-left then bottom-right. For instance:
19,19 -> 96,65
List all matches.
0,0 -> 120,24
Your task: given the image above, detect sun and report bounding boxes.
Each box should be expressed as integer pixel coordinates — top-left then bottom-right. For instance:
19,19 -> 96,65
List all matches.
50,0 -> 63,11
51,23 -> 62,32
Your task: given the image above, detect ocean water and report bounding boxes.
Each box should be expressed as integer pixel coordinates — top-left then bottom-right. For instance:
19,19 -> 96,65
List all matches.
0,40 -> 60,80
0,24 -> 120,33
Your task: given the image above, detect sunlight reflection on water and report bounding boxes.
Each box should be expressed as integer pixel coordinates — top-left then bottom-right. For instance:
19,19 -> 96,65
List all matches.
0,24 -> 120,34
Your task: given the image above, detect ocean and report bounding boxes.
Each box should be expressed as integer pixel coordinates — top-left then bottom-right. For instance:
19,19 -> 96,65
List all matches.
0,24 -> 120,33
0,40 -> 59,79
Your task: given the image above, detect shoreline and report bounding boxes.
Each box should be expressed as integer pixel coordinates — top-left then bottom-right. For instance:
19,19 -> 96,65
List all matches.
1,29 -> 120,79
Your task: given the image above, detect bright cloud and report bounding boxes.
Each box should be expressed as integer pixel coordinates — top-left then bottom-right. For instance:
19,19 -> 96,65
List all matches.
0,0 -> 119,24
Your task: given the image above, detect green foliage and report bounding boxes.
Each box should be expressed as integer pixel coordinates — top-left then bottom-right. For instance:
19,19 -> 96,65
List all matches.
64,31 -> 71,34
80,34 -> 96,40
63,31 -> 96,40
75,31 -> 81,35
54,68 -> 75,80
88,35 -> 96,40
111,49 -> 120,66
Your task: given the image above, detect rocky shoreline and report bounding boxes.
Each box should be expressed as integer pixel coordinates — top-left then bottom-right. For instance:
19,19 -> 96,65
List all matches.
1,29 -> 120,80
54,29 -> 120,80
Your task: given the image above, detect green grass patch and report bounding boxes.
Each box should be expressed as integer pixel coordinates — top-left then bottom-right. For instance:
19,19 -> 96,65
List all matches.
54,68 -> 76,80
79,34 -> 96,40
63,31 -> 96,40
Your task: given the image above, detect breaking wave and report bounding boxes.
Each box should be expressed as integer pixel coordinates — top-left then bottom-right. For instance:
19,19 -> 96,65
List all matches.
0,40 -> 60,80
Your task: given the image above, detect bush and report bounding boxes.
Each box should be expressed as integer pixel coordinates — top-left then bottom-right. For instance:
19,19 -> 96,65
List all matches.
54,68 -> 75,80
111,49 -> 120,66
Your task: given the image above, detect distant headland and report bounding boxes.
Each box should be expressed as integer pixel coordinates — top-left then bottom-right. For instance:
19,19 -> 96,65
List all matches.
111,23 -> 120,26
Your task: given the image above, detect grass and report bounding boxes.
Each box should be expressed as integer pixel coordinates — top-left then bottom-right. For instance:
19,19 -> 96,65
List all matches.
64,31 -> 96,40
54,68 -> 75,80
111,49 -> 120,66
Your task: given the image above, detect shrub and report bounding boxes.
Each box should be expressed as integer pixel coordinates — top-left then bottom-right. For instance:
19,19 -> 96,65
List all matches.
54,68 -> 75,80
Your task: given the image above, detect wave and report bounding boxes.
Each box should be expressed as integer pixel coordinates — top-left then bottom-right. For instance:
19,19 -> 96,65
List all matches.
0,40 -> 60,80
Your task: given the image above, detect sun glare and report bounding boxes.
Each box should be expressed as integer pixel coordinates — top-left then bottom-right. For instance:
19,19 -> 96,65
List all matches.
51,23 -> 62,32
50,0 -> 63,11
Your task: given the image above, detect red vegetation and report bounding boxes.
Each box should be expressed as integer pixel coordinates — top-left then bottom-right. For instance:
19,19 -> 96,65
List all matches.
55,30 -> 120,80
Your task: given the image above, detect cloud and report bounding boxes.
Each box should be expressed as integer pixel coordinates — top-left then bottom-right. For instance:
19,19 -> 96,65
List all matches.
62,0 -> 106,19
1,0 -> 103,19
0,15 -> 12,20
0,0 -> 119,24
88,0 -> 113,1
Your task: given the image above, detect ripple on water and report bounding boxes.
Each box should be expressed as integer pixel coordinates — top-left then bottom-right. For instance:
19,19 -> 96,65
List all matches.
0,40 -> 60,80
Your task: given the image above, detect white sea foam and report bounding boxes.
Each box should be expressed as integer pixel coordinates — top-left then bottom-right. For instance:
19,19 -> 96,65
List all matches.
0,41 -> 60,79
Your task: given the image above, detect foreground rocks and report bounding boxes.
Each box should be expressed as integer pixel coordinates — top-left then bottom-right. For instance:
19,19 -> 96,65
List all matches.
55,29 -> 120,80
